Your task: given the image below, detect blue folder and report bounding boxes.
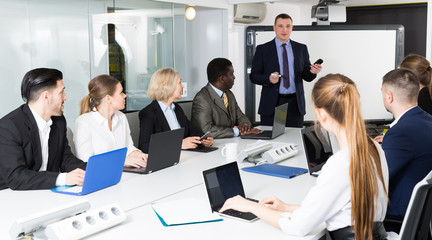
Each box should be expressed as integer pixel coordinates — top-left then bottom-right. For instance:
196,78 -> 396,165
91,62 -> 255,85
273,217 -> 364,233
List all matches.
151,207 -> 223,227
242,164 -> 307,179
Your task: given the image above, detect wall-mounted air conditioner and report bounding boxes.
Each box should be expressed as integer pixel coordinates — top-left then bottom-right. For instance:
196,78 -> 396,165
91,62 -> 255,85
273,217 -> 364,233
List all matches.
234,3 -> 266,24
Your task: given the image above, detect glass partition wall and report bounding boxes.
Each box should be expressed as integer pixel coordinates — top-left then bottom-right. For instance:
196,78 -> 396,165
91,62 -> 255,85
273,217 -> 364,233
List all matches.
0,0 -> 227,127
91,1 -> 179,110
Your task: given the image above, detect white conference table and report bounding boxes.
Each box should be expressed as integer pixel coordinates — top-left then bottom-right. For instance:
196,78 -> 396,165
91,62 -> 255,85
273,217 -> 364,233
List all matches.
0,127 -> 327,239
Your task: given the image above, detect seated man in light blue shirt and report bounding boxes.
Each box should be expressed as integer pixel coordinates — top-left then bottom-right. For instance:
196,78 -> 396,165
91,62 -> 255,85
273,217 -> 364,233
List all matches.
192,58 -> 261,138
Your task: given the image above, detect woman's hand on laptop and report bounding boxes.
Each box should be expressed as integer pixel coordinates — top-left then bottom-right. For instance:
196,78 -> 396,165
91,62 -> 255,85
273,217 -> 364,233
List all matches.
259,196 -> 298,212
219,195 -> 258,213
66,168 -> 86,186
125,150 -> 147,168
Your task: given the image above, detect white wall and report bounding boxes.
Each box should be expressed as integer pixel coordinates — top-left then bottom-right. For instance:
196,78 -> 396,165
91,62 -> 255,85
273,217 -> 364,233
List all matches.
0,0 -> 106,128
183,7 -> 228,100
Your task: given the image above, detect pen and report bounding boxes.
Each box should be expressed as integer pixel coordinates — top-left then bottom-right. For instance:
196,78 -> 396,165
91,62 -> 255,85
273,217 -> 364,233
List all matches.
271,73 -> 282,77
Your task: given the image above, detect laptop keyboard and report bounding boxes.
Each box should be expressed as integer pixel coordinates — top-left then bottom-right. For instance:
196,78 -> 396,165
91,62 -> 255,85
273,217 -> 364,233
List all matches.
221,198 -> 258,217
222,209 -> 246,217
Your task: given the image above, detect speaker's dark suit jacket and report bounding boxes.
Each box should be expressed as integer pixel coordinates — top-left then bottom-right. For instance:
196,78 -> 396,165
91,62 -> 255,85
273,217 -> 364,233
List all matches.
0,104 -> 86,190
383,106 -> 432,217
192,84 -> 251,139
250,38 -> 316,117
138,100 -> 203,153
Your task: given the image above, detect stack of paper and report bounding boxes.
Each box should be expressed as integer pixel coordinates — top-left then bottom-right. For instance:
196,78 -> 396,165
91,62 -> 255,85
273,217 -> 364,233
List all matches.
151,198 -> 223,226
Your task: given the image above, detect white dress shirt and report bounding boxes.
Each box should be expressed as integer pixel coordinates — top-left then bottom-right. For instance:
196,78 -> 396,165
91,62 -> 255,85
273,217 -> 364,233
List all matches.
157,101 -> 181,130
279,141 -> 389,236
74,110 -> 138,162
28,106 -> 66,186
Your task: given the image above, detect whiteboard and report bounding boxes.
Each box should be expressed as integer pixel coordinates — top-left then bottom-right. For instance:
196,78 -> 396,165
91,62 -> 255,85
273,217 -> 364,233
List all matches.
245,25 -> 404,124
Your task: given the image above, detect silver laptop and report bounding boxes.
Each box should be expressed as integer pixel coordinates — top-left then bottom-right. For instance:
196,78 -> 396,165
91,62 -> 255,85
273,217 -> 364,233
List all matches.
240,103 -> 288,140
202,161 -> 258,222
301,126 -> 333,176
123,128 -> 184,174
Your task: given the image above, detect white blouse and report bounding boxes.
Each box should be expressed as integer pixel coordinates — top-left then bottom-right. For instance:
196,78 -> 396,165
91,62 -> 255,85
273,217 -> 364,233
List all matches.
73,111 -> 138,162
279,141 -> 389,236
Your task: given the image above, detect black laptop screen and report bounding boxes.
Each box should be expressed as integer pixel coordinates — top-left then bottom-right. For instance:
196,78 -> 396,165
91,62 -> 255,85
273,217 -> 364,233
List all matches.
203,162 -> 246,211
271,103 -> 288,138
301,126 -> 333,174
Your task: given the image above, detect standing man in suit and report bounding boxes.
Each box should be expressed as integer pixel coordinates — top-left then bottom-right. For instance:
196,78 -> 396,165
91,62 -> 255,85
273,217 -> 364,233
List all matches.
0,68 -> 86,190
250,13 -> 322,127
192,58 -> 261,138
379,68 -> 432,232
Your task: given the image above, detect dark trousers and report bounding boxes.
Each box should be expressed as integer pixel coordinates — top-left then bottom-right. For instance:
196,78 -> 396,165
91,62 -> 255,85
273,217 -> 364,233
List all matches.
329,222 -> 388,240
383,215 -> 403,234
260,94 -> 304,128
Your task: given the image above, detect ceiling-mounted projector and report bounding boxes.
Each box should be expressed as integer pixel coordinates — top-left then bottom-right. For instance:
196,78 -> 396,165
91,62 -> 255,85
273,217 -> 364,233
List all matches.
311,0 -> 346,24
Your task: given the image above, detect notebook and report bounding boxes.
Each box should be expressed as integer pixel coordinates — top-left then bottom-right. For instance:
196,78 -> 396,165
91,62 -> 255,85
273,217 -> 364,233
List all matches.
123,128 -> 184,174
301,126 -> 333,176
202,161 -> 258,222
151,198 -> 223,226
240,103 -> 288,140
51,147 -> 127,196
242,164 -> 307,179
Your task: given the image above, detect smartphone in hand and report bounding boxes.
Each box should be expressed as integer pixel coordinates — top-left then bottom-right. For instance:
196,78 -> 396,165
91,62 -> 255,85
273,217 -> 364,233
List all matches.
199,131 -> 212,141
314,59 -> 323,64
199,131 -> 218,141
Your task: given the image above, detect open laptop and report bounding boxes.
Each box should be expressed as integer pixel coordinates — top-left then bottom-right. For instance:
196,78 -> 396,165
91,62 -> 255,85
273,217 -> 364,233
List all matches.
240,103 -> 288,140
123,128 -> 184,174
202,161 -> 258,222
301,126 -> 333,177
51,147 -> 127,196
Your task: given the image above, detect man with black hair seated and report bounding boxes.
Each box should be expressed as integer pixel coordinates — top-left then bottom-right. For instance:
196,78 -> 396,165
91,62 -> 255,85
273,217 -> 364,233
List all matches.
0,68 -> 86,190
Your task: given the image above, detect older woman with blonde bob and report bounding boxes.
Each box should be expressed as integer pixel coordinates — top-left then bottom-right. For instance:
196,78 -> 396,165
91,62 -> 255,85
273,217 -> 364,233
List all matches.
138,68 -> 213,153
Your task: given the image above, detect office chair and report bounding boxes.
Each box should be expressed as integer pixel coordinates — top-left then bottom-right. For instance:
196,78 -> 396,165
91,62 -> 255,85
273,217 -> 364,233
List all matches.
125,111 -> 140,145
176,100 -> 193,121
398,170 -> 432,240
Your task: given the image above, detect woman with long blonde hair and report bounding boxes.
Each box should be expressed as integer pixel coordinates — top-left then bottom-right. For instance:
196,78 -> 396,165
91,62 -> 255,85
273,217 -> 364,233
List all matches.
220,74 -> 389,239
